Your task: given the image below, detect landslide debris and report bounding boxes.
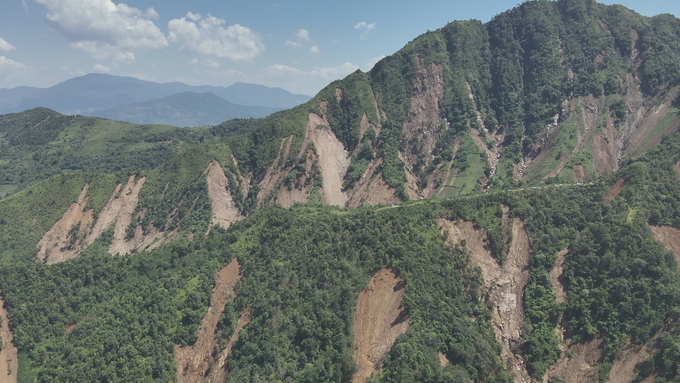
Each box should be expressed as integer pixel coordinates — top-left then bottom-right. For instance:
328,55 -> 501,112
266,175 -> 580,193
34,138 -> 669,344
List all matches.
352,268 -> 410,382
205,160 -> 242,235
36,184 -> 94,264
0,293 -> 17,383
439,215 -> 532,383
174,258 -> 243,383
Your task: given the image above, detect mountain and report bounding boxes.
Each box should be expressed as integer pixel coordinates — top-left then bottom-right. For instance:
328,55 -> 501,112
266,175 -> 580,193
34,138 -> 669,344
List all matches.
0,107 -> 282,198
90,92 -> 281,127
0,73 -> 311,115
2,0 -> 680,382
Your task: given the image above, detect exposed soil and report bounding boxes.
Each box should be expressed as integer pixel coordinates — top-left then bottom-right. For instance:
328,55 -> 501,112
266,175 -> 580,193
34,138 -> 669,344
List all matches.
205,160 -> 243,235
302,112 -> 350,206
351,113 -> 371,158
335,88 -> 343,104
257,136 -> 293,208
573,165 -> 585,184
65,323 -> 76,334
211,307 -> 251,383
602,178 -> 626,203
401,54 -> 445,167
426,136 -> 460,198
0,293 -> 17,383
550,249 -> 568,304
593,116 -> 620,176
543,337 -> 604,383
36,184 -> 94,264
438,219 -> 501,283
471,128 -> 499,179
675,161 -> 680,179
347,158 -> 385,208
606,332 -> 661,383
624,86 -> 680,157
352,269 -> 410,383
175,258 -> 243,383
398,151 -> 422,200
438,352 -> 450,366
83,175 -> 146,256
650,225 -> 680,265
348,172 -> 400,209
439,217 -> 532,382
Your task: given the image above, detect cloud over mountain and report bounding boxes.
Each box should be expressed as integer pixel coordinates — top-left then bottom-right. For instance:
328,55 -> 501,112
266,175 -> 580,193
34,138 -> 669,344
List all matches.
168,13 -> 264,61
33,0 -> 167,63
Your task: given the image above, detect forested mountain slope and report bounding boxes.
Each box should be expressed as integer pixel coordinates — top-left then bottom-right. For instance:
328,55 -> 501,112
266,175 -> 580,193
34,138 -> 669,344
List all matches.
0,108 -> 286,198
2,0 -> 680,382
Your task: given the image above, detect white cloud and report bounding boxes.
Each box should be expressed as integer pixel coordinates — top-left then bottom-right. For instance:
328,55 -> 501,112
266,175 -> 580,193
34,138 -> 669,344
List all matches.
295,29 -> 310,42
265,64 -> 305,76
363,55 -> 386,70
0,38 -> 16,52
285,28 -> 320,53
266,62 -> 359,81
203,58 -> 220,68
33,0 -> 167,63
93,64 -> 110,73
310,62 -> 360,79
284,40 -> 302,48
354,21 -> 376,39
0,56 -> 26,71
168,13 -> 264,61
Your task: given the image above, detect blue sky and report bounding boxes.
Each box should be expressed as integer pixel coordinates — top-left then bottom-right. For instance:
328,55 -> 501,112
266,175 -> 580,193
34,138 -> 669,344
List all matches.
0,0 -> 679,96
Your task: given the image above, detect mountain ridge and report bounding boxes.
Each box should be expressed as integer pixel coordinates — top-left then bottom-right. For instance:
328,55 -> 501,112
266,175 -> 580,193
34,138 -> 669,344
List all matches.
90,91 -> 281,127
0,73 -> 311,115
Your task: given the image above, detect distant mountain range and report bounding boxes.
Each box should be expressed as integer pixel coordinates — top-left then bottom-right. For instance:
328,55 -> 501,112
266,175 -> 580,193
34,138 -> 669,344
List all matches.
0,73 -> 311,124
91,91 -> 280,127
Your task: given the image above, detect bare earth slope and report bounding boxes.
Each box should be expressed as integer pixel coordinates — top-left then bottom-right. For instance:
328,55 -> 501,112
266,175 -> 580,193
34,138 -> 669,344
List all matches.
352,268 -> 410,383
439,216 -> 532,383
0,293 -> 17,383
174,258 -> 243,383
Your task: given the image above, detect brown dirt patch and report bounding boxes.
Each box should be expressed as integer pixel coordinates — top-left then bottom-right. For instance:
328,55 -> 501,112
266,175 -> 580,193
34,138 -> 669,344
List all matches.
351,113 -> 371,158
438,352 -> 450,366
299,112 -> 350,206
471,128 -> 498,179
543,337 -> 604,383
593,119 -> 619,176
651,225 -> 680,265
37,184 -> 94,264
348,172 -> 400,209
257,136 -> 293,208
675,161 -> 680,179
0,293 -> 17,383
550,249 -> 568,304
175,258 -> 243,383
602,178 -> 625,203
606,333 -> 661,383
398,151 -> 422,200
83,175 -> 146,256
624,84 -> 679,157
352,269 -> 409,383
440,217 -> 531,382
205,160 -> 243,235
401,54 -> 445,167
335,88 -> 343,104
211,307 -> 251,383
426,136 -> 461,198
438,219 -> 501,283
573,165 -> 585,183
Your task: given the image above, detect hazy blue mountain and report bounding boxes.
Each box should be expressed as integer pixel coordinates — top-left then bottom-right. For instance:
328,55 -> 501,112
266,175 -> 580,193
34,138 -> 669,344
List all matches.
91,91 -> 281,127
0,73 -> 310,115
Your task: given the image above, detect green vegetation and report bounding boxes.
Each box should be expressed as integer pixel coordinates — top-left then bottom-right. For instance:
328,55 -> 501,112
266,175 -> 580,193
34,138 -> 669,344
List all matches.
0,108 -> 275,198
